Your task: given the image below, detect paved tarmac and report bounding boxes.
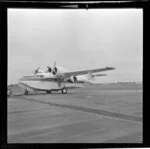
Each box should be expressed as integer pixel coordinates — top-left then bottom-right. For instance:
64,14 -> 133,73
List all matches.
7,86 -> 142,143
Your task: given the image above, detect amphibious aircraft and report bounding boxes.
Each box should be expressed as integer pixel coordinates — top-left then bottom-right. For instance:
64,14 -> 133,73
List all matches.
18,62 -> 115,95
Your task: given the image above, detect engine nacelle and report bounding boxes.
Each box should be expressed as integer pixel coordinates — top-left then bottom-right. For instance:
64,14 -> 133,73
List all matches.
69,76 -> 77,83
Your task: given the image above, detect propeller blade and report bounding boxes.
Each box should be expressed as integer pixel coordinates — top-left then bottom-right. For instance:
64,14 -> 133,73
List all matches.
47,66 -> 52,72
52,61 -> 57,75
54,61 -> 56,68
37,66 -> 40,70
34,66 -> 40,74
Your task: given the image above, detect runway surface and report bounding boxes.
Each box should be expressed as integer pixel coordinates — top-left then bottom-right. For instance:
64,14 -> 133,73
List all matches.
8,86 -> 142,143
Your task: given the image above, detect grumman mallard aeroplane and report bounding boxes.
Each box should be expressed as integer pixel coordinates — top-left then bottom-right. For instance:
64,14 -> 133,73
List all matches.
18,62 -> 115,95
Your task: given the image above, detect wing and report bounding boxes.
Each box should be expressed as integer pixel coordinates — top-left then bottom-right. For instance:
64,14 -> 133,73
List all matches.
63,67 -> 115,77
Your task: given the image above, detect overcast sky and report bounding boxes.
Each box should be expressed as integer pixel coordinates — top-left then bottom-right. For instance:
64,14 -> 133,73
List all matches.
8,9 -> 143,84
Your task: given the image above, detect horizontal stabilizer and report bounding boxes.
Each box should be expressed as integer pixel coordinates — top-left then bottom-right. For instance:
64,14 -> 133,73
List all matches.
92,74 -> 106,77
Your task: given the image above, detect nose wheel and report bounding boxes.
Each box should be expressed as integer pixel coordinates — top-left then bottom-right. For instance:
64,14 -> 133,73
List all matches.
61,88 -> 67,94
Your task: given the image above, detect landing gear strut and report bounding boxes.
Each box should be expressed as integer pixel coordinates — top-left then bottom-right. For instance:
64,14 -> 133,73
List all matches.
61,88 -> 67,94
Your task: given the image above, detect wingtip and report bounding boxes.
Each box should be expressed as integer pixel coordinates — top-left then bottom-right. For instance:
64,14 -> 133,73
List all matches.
106,66 -> 116,70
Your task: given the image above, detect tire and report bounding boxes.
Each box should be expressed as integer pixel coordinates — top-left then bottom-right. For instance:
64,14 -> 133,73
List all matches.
25,90 -> 29,95
61,88 -> 67,94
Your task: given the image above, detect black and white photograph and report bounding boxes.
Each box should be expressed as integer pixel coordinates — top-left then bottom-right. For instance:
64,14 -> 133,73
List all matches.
7,8 -> 143,143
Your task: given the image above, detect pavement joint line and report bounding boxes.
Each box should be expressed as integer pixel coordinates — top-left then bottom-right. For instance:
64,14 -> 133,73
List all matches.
8,115 -> 101,137
55,127 -> 107,143
14,95 -> 142,123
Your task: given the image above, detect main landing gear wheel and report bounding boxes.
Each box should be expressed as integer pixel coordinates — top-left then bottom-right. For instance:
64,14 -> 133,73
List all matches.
61,88 -> 67,94
47,90 -> 51,94
25,90 -> 29,95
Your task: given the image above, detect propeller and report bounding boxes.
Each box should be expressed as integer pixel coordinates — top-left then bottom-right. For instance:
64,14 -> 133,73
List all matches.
47,66 -> 52,73
54,61 -> 56,68
34,67 -> 40,74
52,61 -> 57,75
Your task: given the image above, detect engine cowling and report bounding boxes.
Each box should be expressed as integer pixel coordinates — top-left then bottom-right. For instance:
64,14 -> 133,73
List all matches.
69,76 -> 77,83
